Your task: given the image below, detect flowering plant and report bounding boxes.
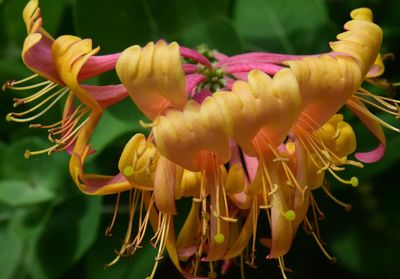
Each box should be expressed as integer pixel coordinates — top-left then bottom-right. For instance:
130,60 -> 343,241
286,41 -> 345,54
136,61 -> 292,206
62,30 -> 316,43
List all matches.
1,1 -> 399,279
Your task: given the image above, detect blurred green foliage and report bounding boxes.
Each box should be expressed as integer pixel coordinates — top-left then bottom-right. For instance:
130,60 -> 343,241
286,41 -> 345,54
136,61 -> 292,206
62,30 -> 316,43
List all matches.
0,0 -> 399,278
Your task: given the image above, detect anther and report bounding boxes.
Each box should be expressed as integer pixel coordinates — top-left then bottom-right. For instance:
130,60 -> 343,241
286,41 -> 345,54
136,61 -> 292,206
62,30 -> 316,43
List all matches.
350,177 -> 358,187
123,166 -> 134,177
208,271 -> 217,279
2,80 -> 13,91
24,150 -> 31,159
214,233 -> 225,244
139,119 -> 158,128
283,210 -> 296,221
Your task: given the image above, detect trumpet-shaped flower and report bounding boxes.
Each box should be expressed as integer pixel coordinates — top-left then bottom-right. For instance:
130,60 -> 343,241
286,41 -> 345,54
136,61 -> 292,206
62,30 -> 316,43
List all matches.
111,7 -> 398,278
6,2 -> 400,279
3,0 -> 128,157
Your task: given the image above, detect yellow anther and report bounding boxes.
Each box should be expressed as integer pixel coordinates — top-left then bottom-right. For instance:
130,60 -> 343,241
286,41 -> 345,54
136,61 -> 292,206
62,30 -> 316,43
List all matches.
283,210 -> 296,221
208,271 -> 217,279
123,166 -> 134,177
5,114 -> 12,122
139,119 -> 158,128
214,233 -> 225,244
350,177 -> 359,187
24,150 -> 31,159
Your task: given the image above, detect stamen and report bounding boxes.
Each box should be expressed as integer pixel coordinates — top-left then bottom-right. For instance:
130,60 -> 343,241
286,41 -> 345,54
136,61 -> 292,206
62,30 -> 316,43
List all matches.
310,194 -> 325,219
7,89 -> 68,123
146,260 -> 159,279
321,183 -> 352,211
7,80 -> 51,91
106,190 -> 140,267
2,74 -> 39,91
268,144 -> 308,200
277,257 -> 288,279
268,184 -> 278,196
208,261 -> 217,279
13,83 -> 58,107
304,217 -> 337,263
328,169 -> 358,187
355,95 -> 400,117
296,132 -> 330,171
347,99 -> 400,132
250,197 -> 258,267
240,253 -> 246,279
105,193 -> 121,236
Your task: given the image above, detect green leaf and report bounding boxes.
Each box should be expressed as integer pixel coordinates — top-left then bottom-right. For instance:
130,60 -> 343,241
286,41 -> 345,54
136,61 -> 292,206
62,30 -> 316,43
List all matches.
89,105 -> 146,158
331,229 -> 363,274
180,16 -> 243,55
26,196 -> 102,279
0,137 -> 68,193
0,180 -> 54,207
233,0 -> 330,53
85,215 -> 157,279
0,220 -> 24,279
74,0 -> 233,53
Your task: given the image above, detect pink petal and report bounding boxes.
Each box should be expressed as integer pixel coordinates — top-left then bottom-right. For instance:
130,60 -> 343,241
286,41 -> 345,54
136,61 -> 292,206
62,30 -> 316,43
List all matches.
224,62 -> 282,75
214,51 -> 229,62
192,88 -> 212,104
220,52 -> 314,66
81,173 -> 127,191
355,143 -> 385,163
180,47 -> 211,67
182,64 -> 199,74
23,34 -> 62,84
346,97 -> 386,163
81,84 -> 128,108
79,53 -> 121,81
185,74 -> 205,97
243,154 -> 258,182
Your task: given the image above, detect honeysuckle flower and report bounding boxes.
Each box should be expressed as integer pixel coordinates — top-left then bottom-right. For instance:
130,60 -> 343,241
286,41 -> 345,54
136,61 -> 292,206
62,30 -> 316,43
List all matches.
111,7 -> 398,279
2,0 -> 127,157
6,2 -> 398,279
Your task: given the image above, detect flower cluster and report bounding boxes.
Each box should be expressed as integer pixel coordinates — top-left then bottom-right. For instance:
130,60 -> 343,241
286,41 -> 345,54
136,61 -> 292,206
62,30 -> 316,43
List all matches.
3,1 -> 399,278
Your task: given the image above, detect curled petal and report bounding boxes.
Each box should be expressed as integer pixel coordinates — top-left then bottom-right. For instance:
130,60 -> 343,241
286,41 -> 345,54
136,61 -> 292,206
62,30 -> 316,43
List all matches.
52,35 -> 103,111
69,112 -> 135,195
22,33 -> 60,83
287,55 -> 362,128
23,0 -> 52,37
153,101 -> 231,171
154,156 -> 178,215
366,54 -> 385,78
118,133 -> 158,189
330,7 -> 382,75
116,41 -> 187,119
346,97 -> 386,163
